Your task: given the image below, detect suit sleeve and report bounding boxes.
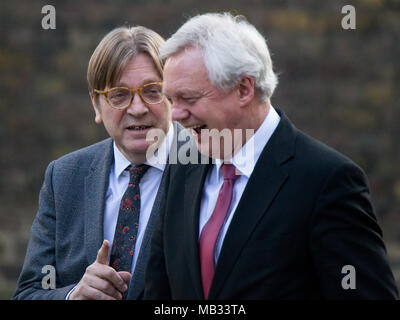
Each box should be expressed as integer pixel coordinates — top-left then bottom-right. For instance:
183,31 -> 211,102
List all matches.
143,166 -> 172,299
310,161 -> 398,299
13,161 -> 76,300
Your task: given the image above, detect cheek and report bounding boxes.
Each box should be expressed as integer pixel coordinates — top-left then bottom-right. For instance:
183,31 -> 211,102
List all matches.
102,110 -> 124,131
154,105 -> 171,131
207,112 -> 228,129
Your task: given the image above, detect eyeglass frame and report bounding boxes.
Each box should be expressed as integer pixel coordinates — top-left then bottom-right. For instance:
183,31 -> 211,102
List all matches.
93,81 -> 165,110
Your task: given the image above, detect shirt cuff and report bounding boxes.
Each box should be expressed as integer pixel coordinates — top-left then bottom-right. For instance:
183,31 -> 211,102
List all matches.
65,285 -> 77,300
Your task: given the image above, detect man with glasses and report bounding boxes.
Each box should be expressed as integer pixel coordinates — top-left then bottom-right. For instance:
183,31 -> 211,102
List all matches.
14,26 -> 181,300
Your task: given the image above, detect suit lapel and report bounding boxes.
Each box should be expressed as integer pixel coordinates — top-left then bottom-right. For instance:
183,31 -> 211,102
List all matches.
209,112 -> 297,299
128,163 -> 169,299
183,162 -> 212,299
84,139 -> 113,265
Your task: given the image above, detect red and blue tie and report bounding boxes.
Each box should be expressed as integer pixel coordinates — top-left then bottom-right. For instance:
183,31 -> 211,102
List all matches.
110,164 -> 149,273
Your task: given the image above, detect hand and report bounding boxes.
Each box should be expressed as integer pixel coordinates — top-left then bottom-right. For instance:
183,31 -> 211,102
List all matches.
69,240 -> 131,300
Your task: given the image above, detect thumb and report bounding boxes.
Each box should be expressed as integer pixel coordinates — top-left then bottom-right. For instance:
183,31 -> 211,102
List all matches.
96,240 -> 110,265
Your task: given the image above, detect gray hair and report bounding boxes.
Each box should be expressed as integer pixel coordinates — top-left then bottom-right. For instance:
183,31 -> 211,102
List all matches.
160,12 -> 278,101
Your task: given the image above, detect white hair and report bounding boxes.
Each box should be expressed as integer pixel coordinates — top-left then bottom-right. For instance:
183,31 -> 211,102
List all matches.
160,12 -> 278,101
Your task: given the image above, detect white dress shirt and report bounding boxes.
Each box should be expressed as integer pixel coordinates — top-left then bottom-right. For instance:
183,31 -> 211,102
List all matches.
198,106 -> 280,264
103,123 -> 174,274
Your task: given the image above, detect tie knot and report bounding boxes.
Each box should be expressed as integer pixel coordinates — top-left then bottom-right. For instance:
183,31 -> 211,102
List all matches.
221,163 -> 239,181
127,164 -> 150,184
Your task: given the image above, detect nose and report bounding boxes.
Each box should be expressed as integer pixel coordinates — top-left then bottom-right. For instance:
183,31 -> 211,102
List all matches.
126,92 -> 148,117
172,107 -> 190,121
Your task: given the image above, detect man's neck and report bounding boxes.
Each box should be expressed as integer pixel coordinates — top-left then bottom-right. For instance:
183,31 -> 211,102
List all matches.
231,100 -> 270,156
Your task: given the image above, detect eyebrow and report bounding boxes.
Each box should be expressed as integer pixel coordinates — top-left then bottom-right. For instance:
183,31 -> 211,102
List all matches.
115,78 -> 161,88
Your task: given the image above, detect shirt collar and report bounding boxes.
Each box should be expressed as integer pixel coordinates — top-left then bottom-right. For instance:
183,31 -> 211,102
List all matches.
113,122 -> 174,179
113,143 -> 131,180
215,105 -> 280,179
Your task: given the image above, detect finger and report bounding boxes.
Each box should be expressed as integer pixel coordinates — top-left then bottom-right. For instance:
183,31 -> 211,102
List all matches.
71,279 -> 117,301
118,271 -> 131,285
96,240 -> 110,265
85,274 -> 123,300
93,264 -> 128,293
82,285 -> 118,300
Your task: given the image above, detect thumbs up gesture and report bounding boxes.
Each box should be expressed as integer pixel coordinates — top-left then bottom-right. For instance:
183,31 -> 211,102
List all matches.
69,240 -> 131,300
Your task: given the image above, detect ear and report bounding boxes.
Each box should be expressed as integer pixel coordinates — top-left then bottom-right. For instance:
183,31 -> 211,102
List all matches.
90,93 -> 103,124
237,76 -> 255,107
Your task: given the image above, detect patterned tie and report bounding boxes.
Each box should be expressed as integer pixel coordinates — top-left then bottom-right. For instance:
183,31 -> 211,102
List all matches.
110,164 -> 150,273
199,163 -> 239,299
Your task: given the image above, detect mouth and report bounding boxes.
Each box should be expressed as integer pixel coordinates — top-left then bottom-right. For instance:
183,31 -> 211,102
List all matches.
126,125 -> 152,131
187,124 -> 207,135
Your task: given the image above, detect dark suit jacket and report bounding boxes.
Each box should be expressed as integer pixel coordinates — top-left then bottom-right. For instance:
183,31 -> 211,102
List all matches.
13,123 -> 185,300
144,110 -> 398,299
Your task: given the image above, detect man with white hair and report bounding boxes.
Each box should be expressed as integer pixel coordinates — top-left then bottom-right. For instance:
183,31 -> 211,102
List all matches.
144,13 -> 398,299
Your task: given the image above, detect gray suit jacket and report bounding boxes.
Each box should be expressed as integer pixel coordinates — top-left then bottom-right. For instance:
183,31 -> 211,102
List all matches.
13,122 -> 187,300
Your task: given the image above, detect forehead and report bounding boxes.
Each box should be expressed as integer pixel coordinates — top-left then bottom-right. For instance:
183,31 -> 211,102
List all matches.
163,48 -> 210,95
117,53 -> 161,86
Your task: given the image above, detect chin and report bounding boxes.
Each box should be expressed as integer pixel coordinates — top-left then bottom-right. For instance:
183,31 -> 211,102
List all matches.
122,142 -> 150,159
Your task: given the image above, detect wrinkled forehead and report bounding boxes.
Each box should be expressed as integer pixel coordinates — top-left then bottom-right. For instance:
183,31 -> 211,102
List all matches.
163,48 -> 210,95
165,46 -> 204,70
